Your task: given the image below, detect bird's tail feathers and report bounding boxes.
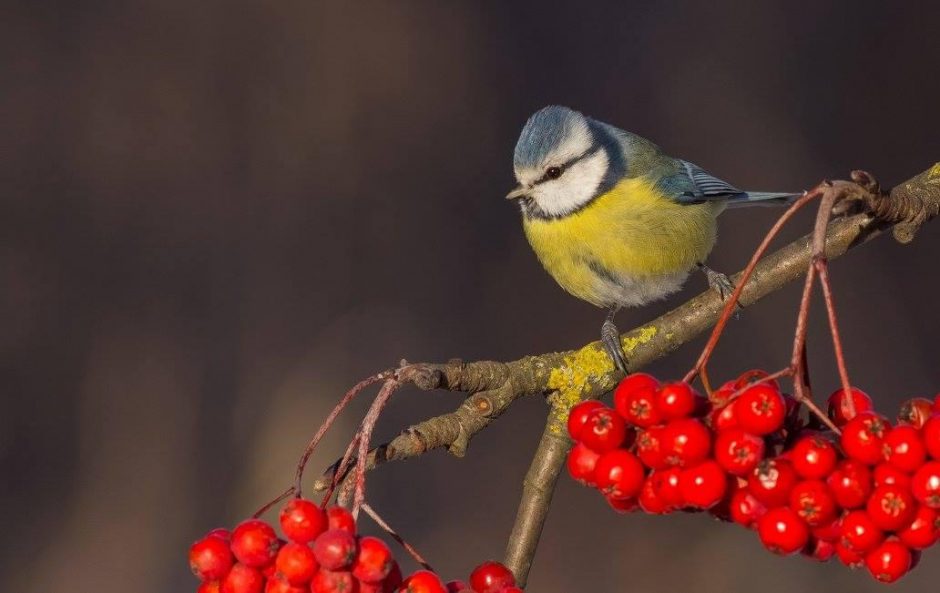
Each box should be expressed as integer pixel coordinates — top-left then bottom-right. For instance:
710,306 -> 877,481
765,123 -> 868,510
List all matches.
724,191 -> 801,208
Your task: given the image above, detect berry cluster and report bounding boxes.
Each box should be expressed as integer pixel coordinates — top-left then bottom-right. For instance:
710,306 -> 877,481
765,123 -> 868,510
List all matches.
189,501 -> 400,593
566,371 -> 940,583
189,497 -> 521,592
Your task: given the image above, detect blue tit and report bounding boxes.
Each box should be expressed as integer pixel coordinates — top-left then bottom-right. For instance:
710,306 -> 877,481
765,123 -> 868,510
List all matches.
506,105 -> 797,373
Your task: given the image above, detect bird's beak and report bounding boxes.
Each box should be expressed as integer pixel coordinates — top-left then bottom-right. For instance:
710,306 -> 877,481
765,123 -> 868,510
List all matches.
505,185 -> 529,201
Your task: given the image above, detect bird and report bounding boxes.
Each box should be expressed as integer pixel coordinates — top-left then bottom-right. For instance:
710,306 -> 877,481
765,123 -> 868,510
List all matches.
506,105 -> 797,374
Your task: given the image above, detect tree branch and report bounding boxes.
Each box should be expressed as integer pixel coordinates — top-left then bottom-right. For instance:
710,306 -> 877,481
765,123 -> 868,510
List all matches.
503,412 -> 570,587
313,164 -> 939,585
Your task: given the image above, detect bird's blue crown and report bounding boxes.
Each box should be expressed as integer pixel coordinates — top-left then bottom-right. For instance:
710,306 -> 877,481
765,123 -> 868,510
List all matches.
513,105 -> 588,171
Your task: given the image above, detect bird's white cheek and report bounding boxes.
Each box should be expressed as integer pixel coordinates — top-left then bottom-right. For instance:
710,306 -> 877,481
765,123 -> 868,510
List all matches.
532,151 -> 609,217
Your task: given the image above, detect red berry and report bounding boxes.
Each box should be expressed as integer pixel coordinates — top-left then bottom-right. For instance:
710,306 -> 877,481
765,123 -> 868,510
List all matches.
827,459 -> 873,509
566,400 -> 605,441
274,542 -> 318,586
790,434 -> 838,480
758,507 -> 809,555
898,398 -> 934,429
593,449 -> 645,499
326,506 -> 357,535
840,510 -> 885,553
840,412 -> 891,465
713,429 -> 765,476
650,467 -> 684,509
728,486 -> 767,529
617,386 -> 664,429
835,541 -> 865,568
579,407 -> 628,452
352,536 -> 393,583
883,425 -> 927,473
736,384 -> 786,436
679,460 -> 728,509
827,387 -> 873,426
911,461 -> 940,508
709,400 -> 739,432
789,480 -> 837,527
267,576 -> 308,593
734,369 -> 780,392
231,520 -> 280,568
865,539 -> 912,583
207,528 -> 232,542
898,505 -> 939,549
636,426 -> 668,470
385,562 -> 403,590
190,535 -> 235,581
812,518 -> 842,543
399,570 -> 447,593
661,418 -> 711,467
605,494 -> 638,513
279,499 -> 327,544
923,415 -> 940,460
566,442 -> 600,486
655,382 -> 698,419
222,563 -> 264,593
613,373 -> 659,414
262,562 -> 276,580
199,583 -> 222,593
444,581 -> 468,593
311,568 -> 357,593
747,458 -> 798,507
313,529 -> 357,571
638,475 -> 671,514
803,538 -> 836,562
866,484 -> 917,531
873,463 -> 913,489
469,561 -> 516,593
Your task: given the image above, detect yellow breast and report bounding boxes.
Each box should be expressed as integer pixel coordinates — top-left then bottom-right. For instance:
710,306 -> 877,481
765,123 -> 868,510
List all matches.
522,177 -> 722,307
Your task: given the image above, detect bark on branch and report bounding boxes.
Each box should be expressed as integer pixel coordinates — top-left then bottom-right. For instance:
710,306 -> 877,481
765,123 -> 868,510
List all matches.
315,164 -> 940,587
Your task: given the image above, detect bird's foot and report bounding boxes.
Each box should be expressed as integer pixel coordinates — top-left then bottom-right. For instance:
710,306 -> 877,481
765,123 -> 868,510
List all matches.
601,318 -> 629,375
698,263 -> 741,307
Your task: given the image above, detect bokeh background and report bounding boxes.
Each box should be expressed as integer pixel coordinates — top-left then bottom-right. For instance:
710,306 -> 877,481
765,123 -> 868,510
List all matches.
4,1 -> 940,591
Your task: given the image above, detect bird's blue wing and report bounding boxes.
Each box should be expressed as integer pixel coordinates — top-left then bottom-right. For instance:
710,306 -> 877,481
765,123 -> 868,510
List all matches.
659,159 -> 797,207
667,160 -> 745,203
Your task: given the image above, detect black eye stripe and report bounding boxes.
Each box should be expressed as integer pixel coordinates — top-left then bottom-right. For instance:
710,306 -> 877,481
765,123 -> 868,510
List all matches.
533,143 -> 602,185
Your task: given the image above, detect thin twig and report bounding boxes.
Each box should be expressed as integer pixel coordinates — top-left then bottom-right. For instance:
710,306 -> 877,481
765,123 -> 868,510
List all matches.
353,378 -> 404,518
252,485 -> 296,519
321,434 -> 360,507
294,372 -> 390,496
809,185 -> 856,407
817,260 -> 854,413
684,189 -> 822,383
361,503 -> 434,572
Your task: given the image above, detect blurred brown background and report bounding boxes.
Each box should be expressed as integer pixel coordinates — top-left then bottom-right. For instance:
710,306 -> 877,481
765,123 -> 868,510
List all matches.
3,1 -> 940,592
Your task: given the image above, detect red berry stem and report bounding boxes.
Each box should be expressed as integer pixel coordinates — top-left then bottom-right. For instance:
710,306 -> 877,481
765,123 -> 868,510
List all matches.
294,370 -> 392,496
725,368 -> 794,403
251,485 -> 296,519
353,377 -> 403,517
809,184 -> 854,404
320,433 -> 361,506
684,188 -> 821,385
361,502 -> 435,572
786,249 -> 840,433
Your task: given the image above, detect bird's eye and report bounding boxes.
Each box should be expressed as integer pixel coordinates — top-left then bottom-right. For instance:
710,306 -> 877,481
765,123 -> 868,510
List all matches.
546,166 -> 563,180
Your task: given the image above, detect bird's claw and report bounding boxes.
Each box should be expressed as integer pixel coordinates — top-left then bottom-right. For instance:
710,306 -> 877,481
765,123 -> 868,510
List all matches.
699,264 -> 742,308
601,318 -> 629,375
